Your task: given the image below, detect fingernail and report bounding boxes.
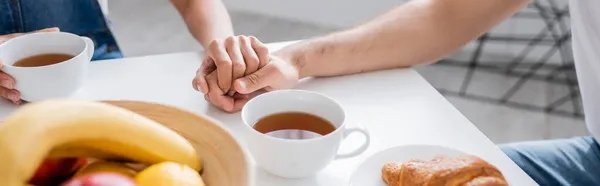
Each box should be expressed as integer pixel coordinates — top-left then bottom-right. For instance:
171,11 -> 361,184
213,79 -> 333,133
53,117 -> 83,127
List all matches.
1,80 -> 11,88
237,81 -> 246,90
46,27 -> 60,32
199,84 -> 207,94
8,92 -> 18,101
193,83 -> 199,91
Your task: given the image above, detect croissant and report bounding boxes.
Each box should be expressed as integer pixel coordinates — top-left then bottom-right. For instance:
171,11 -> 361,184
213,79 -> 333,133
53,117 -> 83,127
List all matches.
382,155 -> 508,186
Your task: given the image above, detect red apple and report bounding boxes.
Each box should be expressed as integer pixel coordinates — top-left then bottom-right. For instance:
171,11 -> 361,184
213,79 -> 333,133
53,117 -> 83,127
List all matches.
61,173 -> 137,186
29,158 -> 88,185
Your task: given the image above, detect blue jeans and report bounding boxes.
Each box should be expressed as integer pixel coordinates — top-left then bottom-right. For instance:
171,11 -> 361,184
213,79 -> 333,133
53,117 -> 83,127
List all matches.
0,0 -> 122,60
501,136 -> 600,186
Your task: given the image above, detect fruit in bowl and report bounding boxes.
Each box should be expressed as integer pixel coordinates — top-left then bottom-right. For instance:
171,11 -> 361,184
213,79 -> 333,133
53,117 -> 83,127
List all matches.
74,160 -> 138,178
0,100 -> 251,186
29,158 -> 88,185
135,162 -> 205,186
62,173 -> 137,186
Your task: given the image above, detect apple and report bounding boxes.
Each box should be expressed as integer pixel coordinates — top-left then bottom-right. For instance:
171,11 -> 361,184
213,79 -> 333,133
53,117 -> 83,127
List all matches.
29,158 -> 88,186
61,173 -> 137,186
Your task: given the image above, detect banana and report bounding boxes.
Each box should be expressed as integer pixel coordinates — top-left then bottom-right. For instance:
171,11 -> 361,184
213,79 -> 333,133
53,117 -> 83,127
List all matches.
0,100 -> 201,186
48,145 -> 127,160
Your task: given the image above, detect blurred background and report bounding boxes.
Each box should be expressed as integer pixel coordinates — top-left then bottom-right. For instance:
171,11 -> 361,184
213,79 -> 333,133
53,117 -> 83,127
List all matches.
106,0 -> 586,144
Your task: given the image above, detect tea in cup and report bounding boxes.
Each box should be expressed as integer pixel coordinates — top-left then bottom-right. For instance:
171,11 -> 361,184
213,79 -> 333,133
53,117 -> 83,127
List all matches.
0,32 -> 94,102
241,90 -> 371,178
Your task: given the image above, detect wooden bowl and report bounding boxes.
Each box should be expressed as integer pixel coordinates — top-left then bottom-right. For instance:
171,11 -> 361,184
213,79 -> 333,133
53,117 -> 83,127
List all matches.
102,100 -> 253,186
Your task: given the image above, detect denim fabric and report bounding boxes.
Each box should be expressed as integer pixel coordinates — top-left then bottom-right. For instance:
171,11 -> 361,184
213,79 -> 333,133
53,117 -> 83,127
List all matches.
0,0 -> 122,60
501,136 -> 600,186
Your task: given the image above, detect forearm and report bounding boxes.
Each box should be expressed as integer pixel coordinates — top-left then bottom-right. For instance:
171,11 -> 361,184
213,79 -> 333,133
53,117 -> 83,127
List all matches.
171,0 -> 234,48
275,0 -> 530,78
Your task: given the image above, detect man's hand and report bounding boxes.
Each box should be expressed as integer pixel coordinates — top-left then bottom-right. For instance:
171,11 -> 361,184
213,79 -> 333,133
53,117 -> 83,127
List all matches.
233,55 -> 299,95
203,55 -> 300,112
203,71 -> 249,112
0,27 -> 60,104
193,35 -> 269,94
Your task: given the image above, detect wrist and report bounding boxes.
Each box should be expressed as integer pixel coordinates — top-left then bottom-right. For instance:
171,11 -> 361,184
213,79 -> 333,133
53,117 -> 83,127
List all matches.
273,43 -> 311,79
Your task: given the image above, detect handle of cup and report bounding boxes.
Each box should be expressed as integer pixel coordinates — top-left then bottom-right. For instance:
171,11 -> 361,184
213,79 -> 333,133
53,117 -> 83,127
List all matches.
335,124 -> 370,159
81,37 -> 95,61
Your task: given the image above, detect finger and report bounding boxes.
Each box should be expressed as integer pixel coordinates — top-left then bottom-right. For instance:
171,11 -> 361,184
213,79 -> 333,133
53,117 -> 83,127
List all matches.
249,89 -> 269,98
192,76 -> 201,91
194,58 -> 214,93
0,27 -> 60,44
0,33 -> 23,44
264,87 -> 275,92
0,87 -> 20,102
192,67 -> 199,91
233,93 -> 249,100
196,76 -> 209,93
206,72 -> 234,111
226,90 -> 235,97
232,98 -> 249,112
250,36 -> 269,68
200,57 -> 216,75
226,36 -> 246,90
32,27 -> 60,33
234,64 -> 277,94
209,87 -> 234,112
240,36 -> 259,75
0,72 -> 15,89
208,40 -> 233,92
204,94 -> 210,102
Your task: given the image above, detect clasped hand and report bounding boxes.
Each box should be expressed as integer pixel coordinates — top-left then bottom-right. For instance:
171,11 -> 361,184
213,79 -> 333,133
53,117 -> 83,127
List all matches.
192,36 -> 300,112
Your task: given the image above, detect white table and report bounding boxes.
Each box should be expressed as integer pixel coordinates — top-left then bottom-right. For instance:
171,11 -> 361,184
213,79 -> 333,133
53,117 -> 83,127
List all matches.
0,41 -> 537,186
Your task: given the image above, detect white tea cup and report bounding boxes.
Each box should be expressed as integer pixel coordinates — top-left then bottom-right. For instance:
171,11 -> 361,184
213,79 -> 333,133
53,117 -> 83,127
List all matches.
0,32 -> 94,102
241,90 -> 371,178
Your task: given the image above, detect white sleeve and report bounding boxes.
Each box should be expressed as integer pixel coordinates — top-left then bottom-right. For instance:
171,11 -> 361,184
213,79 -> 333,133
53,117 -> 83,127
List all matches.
570,0 -> 600,139
98,0 -> 109,16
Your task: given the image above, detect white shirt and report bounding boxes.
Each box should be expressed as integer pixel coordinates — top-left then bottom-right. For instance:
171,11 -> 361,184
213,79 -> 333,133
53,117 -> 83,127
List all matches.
98,0 -> 109,16
570,0 -> 600,139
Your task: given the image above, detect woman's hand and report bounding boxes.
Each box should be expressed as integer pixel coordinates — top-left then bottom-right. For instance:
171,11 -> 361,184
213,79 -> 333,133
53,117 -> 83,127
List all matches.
192,35 -> 269,95
0,27 -> 60,104
202,54 -> 301,112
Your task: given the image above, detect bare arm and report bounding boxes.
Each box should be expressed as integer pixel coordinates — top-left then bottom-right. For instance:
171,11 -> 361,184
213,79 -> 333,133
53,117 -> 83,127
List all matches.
170,0 -> 233,48
275,0 -> 531,78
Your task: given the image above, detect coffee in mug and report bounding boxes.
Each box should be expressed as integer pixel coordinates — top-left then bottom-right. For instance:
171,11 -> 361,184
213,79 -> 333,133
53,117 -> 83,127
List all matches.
12,53 -> 74,67
253,112 -> 337,140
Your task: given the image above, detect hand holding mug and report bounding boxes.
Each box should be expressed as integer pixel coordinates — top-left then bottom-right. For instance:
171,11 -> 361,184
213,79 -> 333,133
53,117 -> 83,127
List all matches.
0,27 -> 60,104
0,31 -> 94,102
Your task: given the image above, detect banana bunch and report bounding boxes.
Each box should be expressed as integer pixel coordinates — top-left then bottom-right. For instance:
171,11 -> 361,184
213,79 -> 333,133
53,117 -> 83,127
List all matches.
0,100 -> 202,186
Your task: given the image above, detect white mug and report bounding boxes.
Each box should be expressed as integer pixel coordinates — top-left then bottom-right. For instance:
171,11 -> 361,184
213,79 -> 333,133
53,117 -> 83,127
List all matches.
241,90 -> 371,178
0,32 -> 94,102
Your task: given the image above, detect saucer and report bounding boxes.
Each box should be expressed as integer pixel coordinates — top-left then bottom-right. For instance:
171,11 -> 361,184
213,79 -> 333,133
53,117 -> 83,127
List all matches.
349,144 -> 466,186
